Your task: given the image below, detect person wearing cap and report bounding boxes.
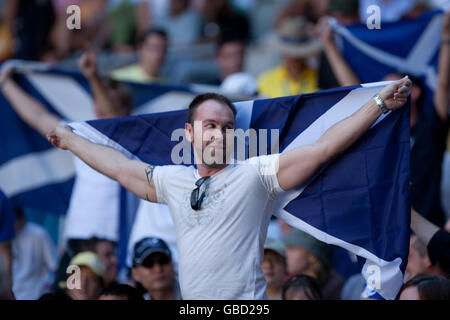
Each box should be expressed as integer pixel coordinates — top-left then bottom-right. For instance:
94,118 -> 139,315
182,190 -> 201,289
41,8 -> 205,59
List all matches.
66,251 -> 105,300
284,229 -> 344,300
262,238 -> 287,300
131,237 -> 181,300
257,16 -> 321,98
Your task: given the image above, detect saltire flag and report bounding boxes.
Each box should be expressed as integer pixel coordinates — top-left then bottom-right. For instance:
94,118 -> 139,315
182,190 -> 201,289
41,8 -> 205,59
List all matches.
330,9 -> 444,105
68,82 -> 410,300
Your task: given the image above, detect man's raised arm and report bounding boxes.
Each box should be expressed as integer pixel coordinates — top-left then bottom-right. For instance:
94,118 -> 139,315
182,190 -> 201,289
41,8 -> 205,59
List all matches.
277,77 -> 412,191
46,125 -> 158,202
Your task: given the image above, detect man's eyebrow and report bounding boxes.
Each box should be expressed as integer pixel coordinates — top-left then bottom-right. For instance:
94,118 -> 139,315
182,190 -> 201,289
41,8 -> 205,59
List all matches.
202,119 -> 235,126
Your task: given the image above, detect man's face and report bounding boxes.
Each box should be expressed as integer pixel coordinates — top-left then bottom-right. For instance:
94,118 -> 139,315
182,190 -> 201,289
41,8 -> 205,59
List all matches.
285,245 -> 314,276
185,100 -> 235,167
217,42 -> 245,77
132,253 -> 174,293
69,266 -> 103,300
95,240 -> 118,285
262,250 -> 286,288
139,34 -> 167,75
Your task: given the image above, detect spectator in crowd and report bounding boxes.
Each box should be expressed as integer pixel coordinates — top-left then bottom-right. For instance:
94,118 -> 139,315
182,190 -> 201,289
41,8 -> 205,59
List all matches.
262,238 -> 287,300
405,234 -> 448,281
0,51 -> 129,291
410,209 -> 450,277
258,17 -> 321,98
157,0 -> 201,48
212,38 -> 246,86
284,229 -> 344,299
111,28 -> 168,83
0,189 -> 15,300
282,274 -> 322,300
316,0 -> 360,90
0,0 -> 14,62
98,283 -> 145,300
131,237 -> 181,300
65,251 -> 105,300
11,207 -> 58,300
398,274 -> 450,300
198,0 -> 250,43
317,11 -> 450,227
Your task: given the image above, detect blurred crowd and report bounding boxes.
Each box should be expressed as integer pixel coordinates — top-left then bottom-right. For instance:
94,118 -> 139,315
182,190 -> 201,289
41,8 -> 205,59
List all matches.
0,0 -> 450,300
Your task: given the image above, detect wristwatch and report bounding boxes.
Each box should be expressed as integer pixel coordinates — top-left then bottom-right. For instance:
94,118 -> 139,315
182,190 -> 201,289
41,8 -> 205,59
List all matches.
373,93 -> 389,114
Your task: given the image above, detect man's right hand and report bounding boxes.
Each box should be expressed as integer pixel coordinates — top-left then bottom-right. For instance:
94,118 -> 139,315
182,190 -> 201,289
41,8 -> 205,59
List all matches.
46,125 -> 73,150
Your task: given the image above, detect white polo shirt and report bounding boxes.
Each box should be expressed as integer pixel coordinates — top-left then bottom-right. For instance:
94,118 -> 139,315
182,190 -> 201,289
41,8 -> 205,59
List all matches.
153,154 -> 283,300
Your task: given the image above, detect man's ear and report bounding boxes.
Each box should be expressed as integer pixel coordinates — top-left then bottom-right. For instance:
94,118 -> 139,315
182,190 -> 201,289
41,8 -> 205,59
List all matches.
185,123 -> 193,143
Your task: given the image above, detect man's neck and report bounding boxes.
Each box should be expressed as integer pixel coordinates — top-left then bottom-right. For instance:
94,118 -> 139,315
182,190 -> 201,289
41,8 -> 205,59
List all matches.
140,62 -> 158,79
196,163 -> 229,178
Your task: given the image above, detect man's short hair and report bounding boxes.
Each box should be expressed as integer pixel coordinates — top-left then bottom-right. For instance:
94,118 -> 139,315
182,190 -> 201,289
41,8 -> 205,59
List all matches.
138,28 -> 168,45
187,93 -> 237,124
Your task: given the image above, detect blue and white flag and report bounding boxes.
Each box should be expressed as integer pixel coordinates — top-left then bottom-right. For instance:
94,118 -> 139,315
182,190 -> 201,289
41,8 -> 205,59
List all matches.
0,63 -> 197,215
330,10 -> 443,102
68,82 -> 410,300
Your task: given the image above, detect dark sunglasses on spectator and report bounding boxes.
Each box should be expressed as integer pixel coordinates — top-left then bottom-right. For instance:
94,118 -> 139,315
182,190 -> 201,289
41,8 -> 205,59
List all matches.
142,254 -> 171,268
190,176 -> 210,211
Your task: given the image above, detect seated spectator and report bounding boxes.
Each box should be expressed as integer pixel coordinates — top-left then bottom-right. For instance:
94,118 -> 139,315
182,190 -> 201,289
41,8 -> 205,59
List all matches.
398,274 -> 450,300
111,28 -> 168,83
98,283 -> 144,300
282,275 -> 322,300
411,209 -> 450,277
212,38 -> 246,86
157,0 -> 201,48
65,251 -> 105,300
131,237 -> 181,300
406,234 -> 448,281
258,17 -> 321,98
262,238 -> 287,300
284,229 -> 344,299
12,207 -> 58,300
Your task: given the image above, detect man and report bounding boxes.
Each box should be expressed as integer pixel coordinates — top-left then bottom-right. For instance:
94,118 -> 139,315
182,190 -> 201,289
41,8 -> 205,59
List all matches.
131,237 -> 181,300
213,38 -> 246,86
258,17 -> 321,98
98,283 -> 144,300
284,229 -> 343,300
47,77 -> 411,299
111,28 -> 168,83
262,238 -> 287,300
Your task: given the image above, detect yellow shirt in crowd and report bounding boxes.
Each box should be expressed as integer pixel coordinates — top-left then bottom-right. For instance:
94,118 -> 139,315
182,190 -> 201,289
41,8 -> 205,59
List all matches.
110,64 -> 159,83
257,65 -> 319,99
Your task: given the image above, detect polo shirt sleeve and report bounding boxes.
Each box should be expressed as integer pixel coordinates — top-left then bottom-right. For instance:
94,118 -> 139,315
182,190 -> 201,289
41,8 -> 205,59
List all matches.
247,154 -> 284,199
